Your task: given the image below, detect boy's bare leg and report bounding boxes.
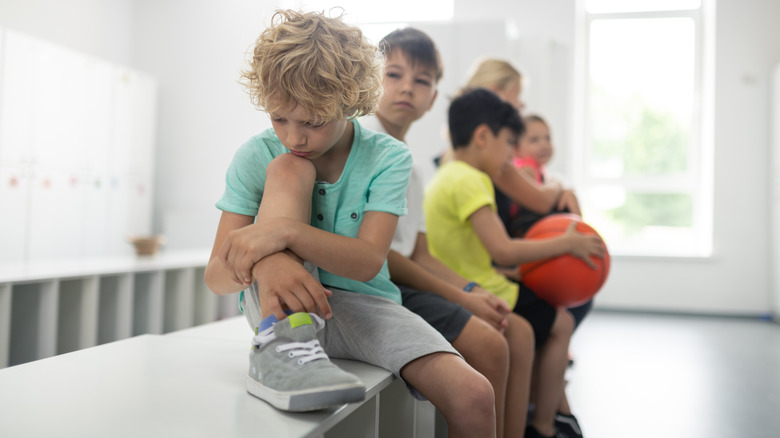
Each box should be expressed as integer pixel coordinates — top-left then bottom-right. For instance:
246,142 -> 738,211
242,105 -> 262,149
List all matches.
530,309 -> 574,436
254,154 -> 316,319
502,313 -> 535,437
402,352 -> 496,438
244,154 -> 367,413
451,317 -> 510,438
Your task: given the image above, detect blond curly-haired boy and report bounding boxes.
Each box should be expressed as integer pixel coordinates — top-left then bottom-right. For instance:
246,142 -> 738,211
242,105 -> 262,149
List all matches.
204,10 -> 495,435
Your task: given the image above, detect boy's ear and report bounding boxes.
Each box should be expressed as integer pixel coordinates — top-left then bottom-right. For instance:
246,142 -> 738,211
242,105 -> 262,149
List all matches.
473,124 -> 491,149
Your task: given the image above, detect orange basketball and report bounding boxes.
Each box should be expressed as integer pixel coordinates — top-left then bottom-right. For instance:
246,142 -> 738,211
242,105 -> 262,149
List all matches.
519,214 -> 610,307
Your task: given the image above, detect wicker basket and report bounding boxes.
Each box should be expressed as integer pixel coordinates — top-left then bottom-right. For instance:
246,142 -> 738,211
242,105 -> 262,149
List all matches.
128,235 -> 165,256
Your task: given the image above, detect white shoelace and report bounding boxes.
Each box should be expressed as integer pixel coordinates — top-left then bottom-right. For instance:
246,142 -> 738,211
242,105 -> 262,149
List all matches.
252,314 -> 328,365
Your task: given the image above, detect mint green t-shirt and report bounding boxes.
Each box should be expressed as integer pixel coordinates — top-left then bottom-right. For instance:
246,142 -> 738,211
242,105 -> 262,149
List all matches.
216,119 -> 411,304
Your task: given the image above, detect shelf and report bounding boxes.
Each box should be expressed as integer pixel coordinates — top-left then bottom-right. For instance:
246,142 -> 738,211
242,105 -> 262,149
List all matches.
0,250 -> 239,368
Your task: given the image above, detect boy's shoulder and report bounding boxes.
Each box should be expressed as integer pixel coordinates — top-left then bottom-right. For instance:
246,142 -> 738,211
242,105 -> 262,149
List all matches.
226,128 -> 287,173
353,118 -> 409,158
435,160 -> 485,182
428,161 -> 493,200
235,128 -> 286,156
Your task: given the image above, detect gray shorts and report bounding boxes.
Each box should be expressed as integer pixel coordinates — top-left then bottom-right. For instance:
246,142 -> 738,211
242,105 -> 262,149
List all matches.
242,282 -> 460,378
318,288 -> 460,377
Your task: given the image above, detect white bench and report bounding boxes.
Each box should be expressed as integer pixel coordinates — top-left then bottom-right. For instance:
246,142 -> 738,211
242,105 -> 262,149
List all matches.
0,252 -> 447,436
0,316 -> 445,437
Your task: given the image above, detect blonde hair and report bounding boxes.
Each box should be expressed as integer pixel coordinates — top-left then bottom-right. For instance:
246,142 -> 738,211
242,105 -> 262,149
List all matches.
465,58 -> 521,93
240,9 -> 383,122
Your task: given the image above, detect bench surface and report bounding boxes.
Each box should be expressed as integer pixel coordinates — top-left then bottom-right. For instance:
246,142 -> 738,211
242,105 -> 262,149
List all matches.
0,317 -> 395,437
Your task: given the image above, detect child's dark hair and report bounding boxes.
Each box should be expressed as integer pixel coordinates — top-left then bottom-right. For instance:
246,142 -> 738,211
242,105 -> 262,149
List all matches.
379,28 -> 443,82
448,87 -> 524,149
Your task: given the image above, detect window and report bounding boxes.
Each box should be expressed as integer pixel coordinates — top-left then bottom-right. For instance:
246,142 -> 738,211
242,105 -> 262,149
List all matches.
575,0 -> 711,257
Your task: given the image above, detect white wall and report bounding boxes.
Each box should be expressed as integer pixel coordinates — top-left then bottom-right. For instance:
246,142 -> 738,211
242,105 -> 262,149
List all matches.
131,0 -> 278,250
2,0 -> 780,316
0,0 -> 134,65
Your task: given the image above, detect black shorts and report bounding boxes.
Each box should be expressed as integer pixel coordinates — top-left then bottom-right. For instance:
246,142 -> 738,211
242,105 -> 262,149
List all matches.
398,285 -> 472,343
512,281 -> 557,349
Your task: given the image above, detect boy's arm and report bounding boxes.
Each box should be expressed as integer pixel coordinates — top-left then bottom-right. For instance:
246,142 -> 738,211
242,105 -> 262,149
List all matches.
219,210 -> 398,285
251,251 -> 333,320
205,211 -> 332,320
492,165 -> 562,214
544,170 -> 581,215
410,233 -> 479,289
518,166 -> 536,180
557,189 -> 582,215
205,211 -> 258,294
469,205 -> 604,267
387,247 -> 508,332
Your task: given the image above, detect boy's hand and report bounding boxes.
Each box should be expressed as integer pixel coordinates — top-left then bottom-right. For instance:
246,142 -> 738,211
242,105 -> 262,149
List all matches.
563,222 -> 605,269
219,218 -> 291,286
252,252 -> 333,320
457,287 -> 510,333
556,189 -> 581,215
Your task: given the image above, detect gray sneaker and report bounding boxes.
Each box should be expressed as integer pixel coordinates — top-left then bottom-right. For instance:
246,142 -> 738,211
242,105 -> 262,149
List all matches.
246,312 -> 365,411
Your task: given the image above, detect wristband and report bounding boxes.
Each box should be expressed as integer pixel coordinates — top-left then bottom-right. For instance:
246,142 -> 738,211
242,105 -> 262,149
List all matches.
463,281 -> 479,292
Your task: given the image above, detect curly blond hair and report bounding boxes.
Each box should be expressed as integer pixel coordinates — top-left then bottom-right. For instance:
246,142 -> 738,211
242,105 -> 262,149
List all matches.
240,9 -> 383,122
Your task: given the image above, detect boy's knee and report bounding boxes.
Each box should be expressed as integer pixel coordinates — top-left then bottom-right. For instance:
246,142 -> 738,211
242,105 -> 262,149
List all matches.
482,328 -> 510,365
510,314 -> 536,352
455,371 -> 495,424
267,153 -> 316,182
553,308 -> 575,337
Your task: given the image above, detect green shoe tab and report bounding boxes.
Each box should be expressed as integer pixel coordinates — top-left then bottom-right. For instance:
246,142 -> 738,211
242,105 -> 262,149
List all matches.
288,313 -> 313,329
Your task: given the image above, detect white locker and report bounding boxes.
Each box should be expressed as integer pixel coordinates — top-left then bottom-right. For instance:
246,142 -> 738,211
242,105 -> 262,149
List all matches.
78,57 -> 114,257
27,167 -> 86,261
0,165 -> 31,262
111,68 -> 158,178
0,28 -> 157,262
0,30 -> 36,167
30,39 -> 86,170
80,171 -> 111,257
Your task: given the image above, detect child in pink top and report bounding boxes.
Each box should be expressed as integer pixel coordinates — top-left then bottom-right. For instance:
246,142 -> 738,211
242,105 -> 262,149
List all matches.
506,114 -> 580,234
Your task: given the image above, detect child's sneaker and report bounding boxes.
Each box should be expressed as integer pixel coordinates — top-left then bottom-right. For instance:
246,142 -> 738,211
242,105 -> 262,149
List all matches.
554,412 -> 583,438
246,312 -> 365,412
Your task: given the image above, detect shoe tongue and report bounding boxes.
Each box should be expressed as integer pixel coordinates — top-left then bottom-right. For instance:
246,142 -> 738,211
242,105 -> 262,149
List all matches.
275,313 -> 317,342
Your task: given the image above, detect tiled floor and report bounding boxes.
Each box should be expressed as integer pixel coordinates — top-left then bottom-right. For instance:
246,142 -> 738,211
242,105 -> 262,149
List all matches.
566,310 -> 780,438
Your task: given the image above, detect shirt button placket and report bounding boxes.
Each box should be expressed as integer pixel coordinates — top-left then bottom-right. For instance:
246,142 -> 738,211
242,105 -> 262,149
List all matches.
316,188 -> 325,222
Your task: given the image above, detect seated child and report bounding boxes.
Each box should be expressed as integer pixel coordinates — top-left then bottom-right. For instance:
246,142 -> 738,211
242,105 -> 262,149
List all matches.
461,58 -> 575,231
362,27 -> 535,437
204,10 -> 496,435
423,87 -> 605,438
503,114 -> 581,238
505,114 -> 592,338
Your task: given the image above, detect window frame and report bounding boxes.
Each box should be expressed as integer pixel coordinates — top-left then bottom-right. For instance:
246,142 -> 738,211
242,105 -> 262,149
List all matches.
573,1 -> 712,257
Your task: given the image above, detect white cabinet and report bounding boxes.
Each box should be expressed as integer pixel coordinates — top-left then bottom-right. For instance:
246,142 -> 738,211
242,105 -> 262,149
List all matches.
0,30 -> 36,167
0,28 -> 156,262
0,165 -> 30,263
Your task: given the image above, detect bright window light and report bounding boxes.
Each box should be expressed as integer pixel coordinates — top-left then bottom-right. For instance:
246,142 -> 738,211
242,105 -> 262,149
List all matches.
578,4 -> 710,257
586,0 -> 701,14
280,0 -> 454,23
